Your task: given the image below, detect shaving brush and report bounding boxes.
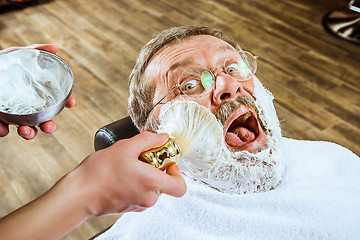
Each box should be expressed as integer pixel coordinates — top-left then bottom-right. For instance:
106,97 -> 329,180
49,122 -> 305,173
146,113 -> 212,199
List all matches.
139,137 -> 181,170
140,101 -> 224,176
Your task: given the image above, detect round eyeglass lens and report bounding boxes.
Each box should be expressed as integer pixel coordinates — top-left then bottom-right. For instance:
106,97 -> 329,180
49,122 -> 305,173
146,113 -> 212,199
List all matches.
201,70 -> 213,90
178,66 -> 214,98
224,51 -> 257,81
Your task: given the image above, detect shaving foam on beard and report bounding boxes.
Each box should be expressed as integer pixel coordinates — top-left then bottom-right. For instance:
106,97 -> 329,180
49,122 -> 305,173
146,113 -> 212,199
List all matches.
142,76 -> 285,194
141,101 -> 224,176
201,76 -> 284,194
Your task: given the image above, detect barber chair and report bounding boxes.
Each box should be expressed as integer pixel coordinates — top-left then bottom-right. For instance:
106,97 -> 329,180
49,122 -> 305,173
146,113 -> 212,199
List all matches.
94,116 -> 140,151
90,117 -> 139,239
322,0 -> 360,44
0,0 -> 38,13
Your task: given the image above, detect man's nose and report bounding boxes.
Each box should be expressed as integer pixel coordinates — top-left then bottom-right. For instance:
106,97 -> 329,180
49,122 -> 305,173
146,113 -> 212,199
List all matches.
212,72 -> 251,106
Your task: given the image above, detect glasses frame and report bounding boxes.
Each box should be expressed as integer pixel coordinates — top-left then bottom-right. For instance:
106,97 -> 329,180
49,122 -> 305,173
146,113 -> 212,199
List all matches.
151,50 -> 258,111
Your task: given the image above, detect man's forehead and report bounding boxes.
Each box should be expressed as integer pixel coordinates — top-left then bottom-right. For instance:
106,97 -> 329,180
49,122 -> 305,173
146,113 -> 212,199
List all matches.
153,35 -> 236,63
168,44 -> 235,72
146,35 -> 238,86
166,39 -> 236,73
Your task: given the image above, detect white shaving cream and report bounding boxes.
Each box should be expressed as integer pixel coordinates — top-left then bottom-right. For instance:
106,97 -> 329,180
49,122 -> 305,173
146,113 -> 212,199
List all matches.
157,101 -> 223,177
0,50 -> 72,114
150,76 -> 284,194
202,76 -> 284,194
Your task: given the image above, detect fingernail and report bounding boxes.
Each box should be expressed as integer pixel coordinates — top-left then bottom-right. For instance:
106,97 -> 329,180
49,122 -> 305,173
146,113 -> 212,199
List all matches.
159,132 -> 169,138
174,165 -> 180,171
22,128 -> 30,136
50,123 -> 56,133
169,164 -> 180,172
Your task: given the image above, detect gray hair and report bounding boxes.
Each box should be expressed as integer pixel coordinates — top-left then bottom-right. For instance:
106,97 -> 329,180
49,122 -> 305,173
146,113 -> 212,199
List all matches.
128,25 -> 240,129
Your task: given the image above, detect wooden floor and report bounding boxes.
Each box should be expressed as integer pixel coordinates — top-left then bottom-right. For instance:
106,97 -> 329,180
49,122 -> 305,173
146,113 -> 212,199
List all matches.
0,0 -> 359,239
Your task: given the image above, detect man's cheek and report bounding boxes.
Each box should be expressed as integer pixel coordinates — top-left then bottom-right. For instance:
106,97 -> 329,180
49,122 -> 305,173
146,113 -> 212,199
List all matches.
143,107 -> 161,132
189,98 -> 214,114
245,79 -> 255,96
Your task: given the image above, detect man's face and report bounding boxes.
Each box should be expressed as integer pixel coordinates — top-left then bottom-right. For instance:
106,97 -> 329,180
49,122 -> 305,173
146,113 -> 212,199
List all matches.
146,35 -> 266,153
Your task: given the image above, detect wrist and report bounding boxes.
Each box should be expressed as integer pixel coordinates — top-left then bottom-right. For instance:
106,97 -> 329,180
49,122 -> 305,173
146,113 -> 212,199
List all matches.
0,169 -> 93,240
38,170 -> 94,239
53,169 -> 93,221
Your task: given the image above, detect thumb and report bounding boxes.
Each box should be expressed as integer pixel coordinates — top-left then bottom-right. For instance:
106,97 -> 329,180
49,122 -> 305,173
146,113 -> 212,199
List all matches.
161,164 -> 187,197
129,131 -> 169,154
166,164 -> 182,178
31,44 -> 59,54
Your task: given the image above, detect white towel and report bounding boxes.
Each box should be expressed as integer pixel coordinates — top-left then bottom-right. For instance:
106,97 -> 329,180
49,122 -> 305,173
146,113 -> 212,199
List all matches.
96,138 -> 360,240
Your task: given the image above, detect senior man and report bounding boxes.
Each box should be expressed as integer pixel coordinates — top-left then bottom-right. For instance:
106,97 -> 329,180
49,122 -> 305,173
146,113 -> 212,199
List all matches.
96,25 -> 360,239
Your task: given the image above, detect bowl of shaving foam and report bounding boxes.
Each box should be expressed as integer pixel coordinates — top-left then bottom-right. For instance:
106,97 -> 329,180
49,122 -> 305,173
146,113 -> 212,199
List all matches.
0,49 -> 73,126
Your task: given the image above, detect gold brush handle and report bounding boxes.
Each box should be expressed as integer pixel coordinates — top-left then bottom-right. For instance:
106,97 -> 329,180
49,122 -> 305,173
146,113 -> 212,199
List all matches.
139,137 -> 181,170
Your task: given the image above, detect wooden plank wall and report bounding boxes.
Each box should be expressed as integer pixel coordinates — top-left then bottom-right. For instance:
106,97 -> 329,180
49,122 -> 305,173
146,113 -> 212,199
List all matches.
0,0 -> 359,239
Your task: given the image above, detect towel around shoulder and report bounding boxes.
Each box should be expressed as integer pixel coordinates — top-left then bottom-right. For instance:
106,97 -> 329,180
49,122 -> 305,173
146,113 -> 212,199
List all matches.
96,138 -> 360,240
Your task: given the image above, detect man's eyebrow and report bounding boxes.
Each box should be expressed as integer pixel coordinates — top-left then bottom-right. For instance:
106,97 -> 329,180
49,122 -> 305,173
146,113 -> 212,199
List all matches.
168,58 -> 194,73
217,44 -> 236,52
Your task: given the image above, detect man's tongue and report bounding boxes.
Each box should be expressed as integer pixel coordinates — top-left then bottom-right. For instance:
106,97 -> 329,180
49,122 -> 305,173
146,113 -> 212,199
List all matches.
225,126 -> 256,148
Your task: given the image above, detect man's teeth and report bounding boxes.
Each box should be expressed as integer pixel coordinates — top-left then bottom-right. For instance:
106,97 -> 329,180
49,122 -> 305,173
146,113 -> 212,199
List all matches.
240,112 -> 252,122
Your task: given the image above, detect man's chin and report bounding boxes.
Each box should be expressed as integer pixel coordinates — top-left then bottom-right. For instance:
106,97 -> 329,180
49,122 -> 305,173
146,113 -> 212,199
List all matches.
199,141 -> 285,194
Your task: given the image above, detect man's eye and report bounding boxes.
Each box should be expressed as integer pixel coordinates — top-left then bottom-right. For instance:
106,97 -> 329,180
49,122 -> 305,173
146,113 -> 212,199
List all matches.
181,80 -> 199,91
226,63 -> 239,73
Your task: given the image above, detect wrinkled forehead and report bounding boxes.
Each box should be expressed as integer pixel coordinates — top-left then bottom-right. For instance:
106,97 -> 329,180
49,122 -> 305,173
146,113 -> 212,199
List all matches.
144,35 -> 239,87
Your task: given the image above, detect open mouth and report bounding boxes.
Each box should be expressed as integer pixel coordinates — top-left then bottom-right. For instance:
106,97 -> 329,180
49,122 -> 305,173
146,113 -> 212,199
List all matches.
224,108 -> 264,151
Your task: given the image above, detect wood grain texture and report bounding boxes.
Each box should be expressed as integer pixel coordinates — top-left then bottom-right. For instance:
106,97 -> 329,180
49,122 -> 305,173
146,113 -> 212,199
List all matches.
0,0 -> 359,239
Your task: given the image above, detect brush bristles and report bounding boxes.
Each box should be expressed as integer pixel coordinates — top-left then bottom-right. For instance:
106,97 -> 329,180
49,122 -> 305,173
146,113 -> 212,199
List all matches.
158,101 -> 223,176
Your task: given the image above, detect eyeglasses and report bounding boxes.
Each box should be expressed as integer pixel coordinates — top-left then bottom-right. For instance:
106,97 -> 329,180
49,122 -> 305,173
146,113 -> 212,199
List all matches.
152,50 -> 258,110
